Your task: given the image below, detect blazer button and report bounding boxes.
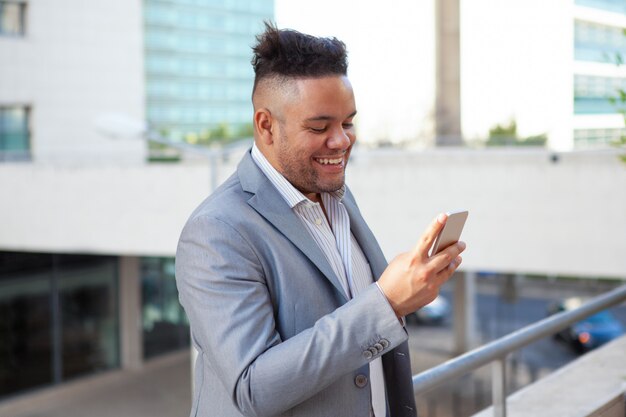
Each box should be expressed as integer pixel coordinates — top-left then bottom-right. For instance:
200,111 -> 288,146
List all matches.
354,374 -> 368,388
368,347 -> 378,356
380,339 -> 390,349
374,343 -> 383,353
363,350 -> 373,359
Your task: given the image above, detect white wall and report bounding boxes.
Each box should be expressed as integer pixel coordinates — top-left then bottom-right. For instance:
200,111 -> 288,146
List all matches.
0,0 -> 146,164
349,148 -> 626,278
0,148 -> 624,279
0,161 -> 210,256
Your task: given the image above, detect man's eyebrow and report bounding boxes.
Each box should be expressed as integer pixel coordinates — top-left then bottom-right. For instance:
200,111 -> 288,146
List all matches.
304,110 -> 357,122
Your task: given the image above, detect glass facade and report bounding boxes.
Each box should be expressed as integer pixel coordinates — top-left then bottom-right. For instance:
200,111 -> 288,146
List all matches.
573,1 -> 626,147
144,0 -> 274,144
0,252 -> 119,399
574,75 -> 626,114
574,127 -> 626,146
575,0 -> 626,14
0,106 -> 30,161
141,257 -> 189,359
0,1 -> 26,36
574,20 -> 626,63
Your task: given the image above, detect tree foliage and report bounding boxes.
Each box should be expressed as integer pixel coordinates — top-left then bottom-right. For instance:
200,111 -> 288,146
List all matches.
486,120 -> 547,147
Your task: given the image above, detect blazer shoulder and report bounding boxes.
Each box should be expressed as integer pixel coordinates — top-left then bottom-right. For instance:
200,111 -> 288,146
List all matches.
185,171 -> 251,226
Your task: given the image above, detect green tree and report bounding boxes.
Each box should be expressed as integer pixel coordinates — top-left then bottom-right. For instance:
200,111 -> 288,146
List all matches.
486,120 -> 547,147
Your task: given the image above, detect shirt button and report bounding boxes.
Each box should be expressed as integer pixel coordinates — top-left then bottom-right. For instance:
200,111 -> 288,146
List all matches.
354,374 -> 368,388
314,218 -> 322,225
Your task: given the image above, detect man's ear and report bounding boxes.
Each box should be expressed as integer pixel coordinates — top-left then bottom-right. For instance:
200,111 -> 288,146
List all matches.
254,109 -> 274,145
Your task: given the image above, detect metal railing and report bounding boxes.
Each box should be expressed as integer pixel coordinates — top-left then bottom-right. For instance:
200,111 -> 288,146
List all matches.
145,130 -> 252,191
412,284 -> 626,417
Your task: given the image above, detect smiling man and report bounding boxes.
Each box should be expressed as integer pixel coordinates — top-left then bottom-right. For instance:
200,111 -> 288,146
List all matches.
253,73 -> 357,201
176,23 -> 466,417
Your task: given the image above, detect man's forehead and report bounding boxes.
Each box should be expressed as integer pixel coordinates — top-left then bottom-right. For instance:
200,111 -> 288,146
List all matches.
304,110 -> 357,122
290,77 -> 355,114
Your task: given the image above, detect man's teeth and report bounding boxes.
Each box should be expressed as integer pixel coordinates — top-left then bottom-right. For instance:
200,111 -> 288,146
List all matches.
317,158 -> 342,165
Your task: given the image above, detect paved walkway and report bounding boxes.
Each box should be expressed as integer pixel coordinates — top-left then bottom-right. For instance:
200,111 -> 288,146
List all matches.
0,350 -> 191,417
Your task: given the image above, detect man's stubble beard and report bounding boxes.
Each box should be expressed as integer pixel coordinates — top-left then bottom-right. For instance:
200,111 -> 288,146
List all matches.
277,133 -> 345,196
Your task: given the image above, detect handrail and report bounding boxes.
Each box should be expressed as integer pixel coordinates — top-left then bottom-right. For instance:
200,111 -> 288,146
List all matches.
411,284 -> 626,416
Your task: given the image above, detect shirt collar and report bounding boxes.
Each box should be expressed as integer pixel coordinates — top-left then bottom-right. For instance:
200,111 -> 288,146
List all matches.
251,143 -> 345,208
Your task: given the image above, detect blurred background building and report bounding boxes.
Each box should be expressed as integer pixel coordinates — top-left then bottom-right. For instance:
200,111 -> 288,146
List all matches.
460,0 -> 626,150
573,0 -> 626,147
0,0 -> 625,413
0,0 -> 272,400
145,0 -> 271,146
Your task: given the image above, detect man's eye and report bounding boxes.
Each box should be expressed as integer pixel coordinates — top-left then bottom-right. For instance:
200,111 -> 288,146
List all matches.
309,127 -> 327,133
342,123 -> 354,129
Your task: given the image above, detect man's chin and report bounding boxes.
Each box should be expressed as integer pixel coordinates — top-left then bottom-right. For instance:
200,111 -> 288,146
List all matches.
317,179 -> 345,193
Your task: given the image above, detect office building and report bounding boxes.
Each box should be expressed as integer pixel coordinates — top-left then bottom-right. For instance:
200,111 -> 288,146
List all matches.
460,0 -> 626,150
145,0 -> 272,143
573,0 -> 626,147
0,0 -> 272,400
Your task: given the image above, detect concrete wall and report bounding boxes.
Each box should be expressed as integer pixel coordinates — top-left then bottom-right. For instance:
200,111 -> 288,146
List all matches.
472,335 -> 626,417
0,0 -> 146,164
1,147 -> 624,279
349,148 -> 626,278
0,161 -> 211,256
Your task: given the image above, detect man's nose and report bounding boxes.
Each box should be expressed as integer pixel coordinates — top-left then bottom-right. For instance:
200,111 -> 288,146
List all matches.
327,127 -> 352,149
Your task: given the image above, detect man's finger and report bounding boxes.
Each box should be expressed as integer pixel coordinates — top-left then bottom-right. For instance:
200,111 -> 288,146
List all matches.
428,242 -> 466,273
413,213 -> 447,257
431,255 -> 463,287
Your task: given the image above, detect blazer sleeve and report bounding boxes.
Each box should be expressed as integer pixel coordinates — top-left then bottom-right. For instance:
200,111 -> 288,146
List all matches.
175,213 -> 409,417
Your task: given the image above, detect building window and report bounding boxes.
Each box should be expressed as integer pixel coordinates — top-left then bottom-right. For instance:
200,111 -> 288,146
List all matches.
574,128 -> 626,147
143,0 -> 271,147
575,0 -> 626,15
0,252 -> 120,399
574,20 -> 626,64
141,257 -> 189,359
574,75 -> 626,114
0,1 -> 26,36
0,106 -> 31,161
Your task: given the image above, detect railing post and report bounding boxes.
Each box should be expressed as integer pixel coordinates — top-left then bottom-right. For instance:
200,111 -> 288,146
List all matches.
492,357 -> 507,417
454,270 -> 477,354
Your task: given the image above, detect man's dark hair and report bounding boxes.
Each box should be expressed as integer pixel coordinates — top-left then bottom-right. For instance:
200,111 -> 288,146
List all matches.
251,22 -> 348,94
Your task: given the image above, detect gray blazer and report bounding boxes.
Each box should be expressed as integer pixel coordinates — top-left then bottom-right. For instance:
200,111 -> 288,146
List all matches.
175,151 -> 417,417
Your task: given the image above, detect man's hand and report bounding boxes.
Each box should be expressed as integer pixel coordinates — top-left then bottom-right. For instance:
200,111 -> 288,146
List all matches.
377,213 -> 466,318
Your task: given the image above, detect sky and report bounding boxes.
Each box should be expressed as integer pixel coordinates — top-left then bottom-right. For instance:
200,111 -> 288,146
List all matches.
275,0 -> 580,149
275,0 -> 436,145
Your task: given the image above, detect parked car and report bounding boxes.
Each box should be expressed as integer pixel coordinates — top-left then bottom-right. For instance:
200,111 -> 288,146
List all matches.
409,295 -> 450,325
548,297 -> 625,353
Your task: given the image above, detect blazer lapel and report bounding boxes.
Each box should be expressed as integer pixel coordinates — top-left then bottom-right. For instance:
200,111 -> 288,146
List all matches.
238,152 -> 349,303
342,191 -> 389,281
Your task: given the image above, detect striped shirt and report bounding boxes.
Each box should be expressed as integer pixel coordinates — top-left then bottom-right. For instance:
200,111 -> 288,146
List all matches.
251,144 -> 387,417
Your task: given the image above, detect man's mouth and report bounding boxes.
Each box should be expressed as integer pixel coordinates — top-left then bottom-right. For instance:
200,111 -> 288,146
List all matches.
314,157 -> 343,165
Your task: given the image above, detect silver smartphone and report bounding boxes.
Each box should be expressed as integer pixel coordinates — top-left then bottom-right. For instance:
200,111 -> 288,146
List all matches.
430,210 -> 468,256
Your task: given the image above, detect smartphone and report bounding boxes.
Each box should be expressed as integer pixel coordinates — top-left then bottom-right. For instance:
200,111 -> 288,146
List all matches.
430,210 -> 468,256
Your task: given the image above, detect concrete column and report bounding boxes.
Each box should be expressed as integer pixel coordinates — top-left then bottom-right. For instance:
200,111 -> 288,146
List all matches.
119,256 -> 143,370
453,270 -> 477,355
435,0 -> 463,146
